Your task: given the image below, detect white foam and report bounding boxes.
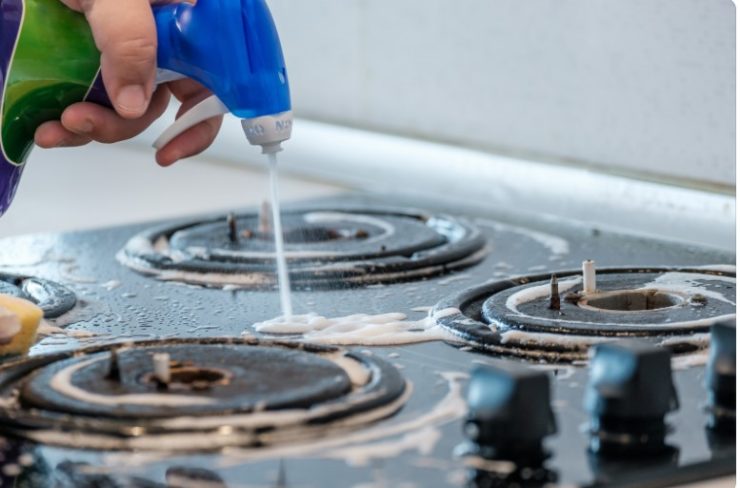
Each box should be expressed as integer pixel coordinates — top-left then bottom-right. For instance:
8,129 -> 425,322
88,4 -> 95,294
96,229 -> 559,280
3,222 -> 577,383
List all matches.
330,353 -> 371,386
218,372 -> 467,467
251,309 -> 462,347
100,280 -> 121,291
437,274 -> 471,286
644,272 -> 736,306
327,426 -> 440,466
694,264 -> 736,273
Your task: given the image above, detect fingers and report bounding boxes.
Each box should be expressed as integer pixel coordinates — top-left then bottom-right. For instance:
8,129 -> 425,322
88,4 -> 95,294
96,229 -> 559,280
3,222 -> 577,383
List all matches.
35,86 -> 170,147
65,0 -> 158,119
34,121 -> 92,149
155,80 -> 222,166
64,86 -> 170,143
167,78 -> 207,103
155,115 -> 223,167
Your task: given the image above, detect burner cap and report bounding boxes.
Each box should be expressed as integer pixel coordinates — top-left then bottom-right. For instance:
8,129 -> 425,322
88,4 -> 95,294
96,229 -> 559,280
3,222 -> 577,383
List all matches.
0,338 -> 408,451
433,268 -> 735,362
0,273 -> 76,318
117,206 -> 486,289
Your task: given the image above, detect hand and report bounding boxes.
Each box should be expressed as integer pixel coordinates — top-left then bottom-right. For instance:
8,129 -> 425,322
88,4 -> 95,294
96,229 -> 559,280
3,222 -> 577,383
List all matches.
34,0 -> 223,167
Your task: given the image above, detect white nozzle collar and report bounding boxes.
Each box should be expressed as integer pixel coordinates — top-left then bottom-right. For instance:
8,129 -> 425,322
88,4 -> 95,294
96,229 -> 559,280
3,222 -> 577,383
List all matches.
242,111 -> 293,152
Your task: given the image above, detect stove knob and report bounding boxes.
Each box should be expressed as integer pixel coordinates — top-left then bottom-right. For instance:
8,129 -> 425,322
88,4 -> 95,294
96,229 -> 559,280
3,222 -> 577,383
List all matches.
706,320 -> 736,434
465,362 -> 556,462
584,340 -> 678,456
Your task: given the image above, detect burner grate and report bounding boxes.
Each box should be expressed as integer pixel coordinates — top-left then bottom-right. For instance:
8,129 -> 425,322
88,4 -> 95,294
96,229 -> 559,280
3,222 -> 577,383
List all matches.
433,267 -> 736,362
0,338 -> 408,451
117,206 -> 487,289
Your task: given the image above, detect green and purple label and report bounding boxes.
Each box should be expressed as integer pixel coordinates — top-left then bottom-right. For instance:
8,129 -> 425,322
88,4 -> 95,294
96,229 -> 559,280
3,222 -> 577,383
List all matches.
1,0 -> 100,165
0,0 -> 107,214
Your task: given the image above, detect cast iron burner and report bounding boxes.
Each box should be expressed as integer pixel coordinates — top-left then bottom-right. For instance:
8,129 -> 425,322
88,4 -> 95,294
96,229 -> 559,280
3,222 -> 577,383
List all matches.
433,267 -> 735,362
0,338 -> 408,451
117,206 -> 486,288
0,273 -> 76,318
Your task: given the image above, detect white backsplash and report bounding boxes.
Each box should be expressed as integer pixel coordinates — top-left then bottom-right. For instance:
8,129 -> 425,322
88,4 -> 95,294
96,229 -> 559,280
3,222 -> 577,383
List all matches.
269,0 -> 735,188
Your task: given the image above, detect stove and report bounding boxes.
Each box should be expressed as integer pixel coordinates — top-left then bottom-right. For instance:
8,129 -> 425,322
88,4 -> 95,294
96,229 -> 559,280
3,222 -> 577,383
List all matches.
0,194 -> 734,487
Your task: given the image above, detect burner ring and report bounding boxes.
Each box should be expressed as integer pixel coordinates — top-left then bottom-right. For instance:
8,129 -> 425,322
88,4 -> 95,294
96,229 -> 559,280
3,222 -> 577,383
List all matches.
433,267 -> 735,362
0,338 -> 408,451
0,273 -> 76,318
117,206 -> 487,289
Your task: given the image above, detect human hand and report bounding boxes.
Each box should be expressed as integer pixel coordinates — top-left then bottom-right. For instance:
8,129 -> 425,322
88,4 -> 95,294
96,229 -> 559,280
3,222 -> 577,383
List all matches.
34,0 -> 223,167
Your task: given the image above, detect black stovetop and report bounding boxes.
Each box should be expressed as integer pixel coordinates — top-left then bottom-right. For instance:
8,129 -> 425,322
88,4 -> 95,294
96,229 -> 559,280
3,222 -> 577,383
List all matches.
0,193 -> 734,488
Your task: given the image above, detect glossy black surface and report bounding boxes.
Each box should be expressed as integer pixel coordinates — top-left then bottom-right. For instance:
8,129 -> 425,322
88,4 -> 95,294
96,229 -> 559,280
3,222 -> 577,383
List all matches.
0,194 -> 734,487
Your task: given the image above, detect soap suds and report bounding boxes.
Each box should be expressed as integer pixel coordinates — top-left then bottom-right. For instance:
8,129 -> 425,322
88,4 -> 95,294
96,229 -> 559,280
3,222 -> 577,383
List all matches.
330,353 -> 371,386
437,274 -> 471,286
325,426 -> 440,466
644,272 -> 736,306
60,264 -> 97,284
218,372 -> 467,467
100,280 -> 121,291
250,309 -> 463,347
695,264 -> 736,273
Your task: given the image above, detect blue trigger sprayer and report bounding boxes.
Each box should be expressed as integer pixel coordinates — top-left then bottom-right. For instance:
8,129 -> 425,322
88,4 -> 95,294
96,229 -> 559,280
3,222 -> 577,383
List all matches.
0,0 -> 293,215
152,0 -> 293,153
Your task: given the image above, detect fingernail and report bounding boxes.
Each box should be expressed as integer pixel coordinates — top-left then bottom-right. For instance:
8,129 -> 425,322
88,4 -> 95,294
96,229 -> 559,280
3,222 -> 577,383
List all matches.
75,119 -> 94,134
116,84 -> 148,116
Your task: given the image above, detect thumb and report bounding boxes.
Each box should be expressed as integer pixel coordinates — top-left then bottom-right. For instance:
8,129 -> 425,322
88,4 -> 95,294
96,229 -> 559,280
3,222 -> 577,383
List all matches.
68,0 -> 158,119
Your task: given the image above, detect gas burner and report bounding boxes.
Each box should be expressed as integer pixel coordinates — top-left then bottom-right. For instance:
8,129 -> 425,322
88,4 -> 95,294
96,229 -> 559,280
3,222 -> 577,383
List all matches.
117,206 -> 486,288
0,273 -> 76,318
433,266 -> 736,362
0,338 -> 408,451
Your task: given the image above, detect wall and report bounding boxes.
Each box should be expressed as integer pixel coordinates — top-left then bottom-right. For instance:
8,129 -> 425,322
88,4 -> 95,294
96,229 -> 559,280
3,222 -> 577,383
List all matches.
269,0 -> 735,188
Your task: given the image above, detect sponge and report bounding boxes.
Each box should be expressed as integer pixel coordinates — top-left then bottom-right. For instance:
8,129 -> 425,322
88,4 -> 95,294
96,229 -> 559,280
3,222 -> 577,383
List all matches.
0,294 -> 43,358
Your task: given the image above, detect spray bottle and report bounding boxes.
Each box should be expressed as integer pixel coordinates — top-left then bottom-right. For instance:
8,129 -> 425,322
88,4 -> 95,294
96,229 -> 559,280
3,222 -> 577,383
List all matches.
0,0 -> 292,215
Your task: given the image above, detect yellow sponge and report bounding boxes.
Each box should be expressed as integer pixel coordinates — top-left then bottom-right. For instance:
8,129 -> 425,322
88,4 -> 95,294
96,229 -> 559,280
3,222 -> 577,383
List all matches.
0,294 -> 43,358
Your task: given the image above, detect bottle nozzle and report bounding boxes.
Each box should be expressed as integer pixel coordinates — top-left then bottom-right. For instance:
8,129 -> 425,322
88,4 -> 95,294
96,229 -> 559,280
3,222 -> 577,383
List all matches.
241,112 -> 293,152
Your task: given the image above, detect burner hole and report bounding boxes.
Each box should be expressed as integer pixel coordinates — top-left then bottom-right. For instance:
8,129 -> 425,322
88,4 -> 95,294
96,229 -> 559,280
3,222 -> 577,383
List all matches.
580,289 -> 684,312
143,366 -> 230,390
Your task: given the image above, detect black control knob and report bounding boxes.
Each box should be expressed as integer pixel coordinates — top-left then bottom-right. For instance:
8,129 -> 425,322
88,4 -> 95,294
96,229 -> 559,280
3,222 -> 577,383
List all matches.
706,320 -> 736,434
464,362 -> 556,462
584,340 -> 678,456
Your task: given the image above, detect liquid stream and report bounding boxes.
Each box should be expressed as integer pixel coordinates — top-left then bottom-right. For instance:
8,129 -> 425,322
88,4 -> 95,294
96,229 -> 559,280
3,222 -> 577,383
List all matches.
268,153 -> 293,318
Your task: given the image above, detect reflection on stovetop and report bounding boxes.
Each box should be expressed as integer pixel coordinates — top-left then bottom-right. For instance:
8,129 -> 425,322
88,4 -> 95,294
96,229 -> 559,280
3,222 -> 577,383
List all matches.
0,272 -> 76,319
0,194 -> 734,487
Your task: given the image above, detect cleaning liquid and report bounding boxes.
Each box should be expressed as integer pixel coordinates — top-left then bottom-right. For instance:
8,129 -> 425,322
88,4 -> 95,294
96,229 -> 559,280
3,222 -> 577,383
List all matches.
268,153 -> 293,318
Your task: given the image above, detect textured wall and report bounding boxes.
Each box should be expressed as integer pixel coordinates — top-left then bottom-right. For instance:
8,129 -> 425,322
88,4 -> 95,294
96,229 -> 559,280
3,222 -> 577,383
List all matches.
269,0 -> 735,187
